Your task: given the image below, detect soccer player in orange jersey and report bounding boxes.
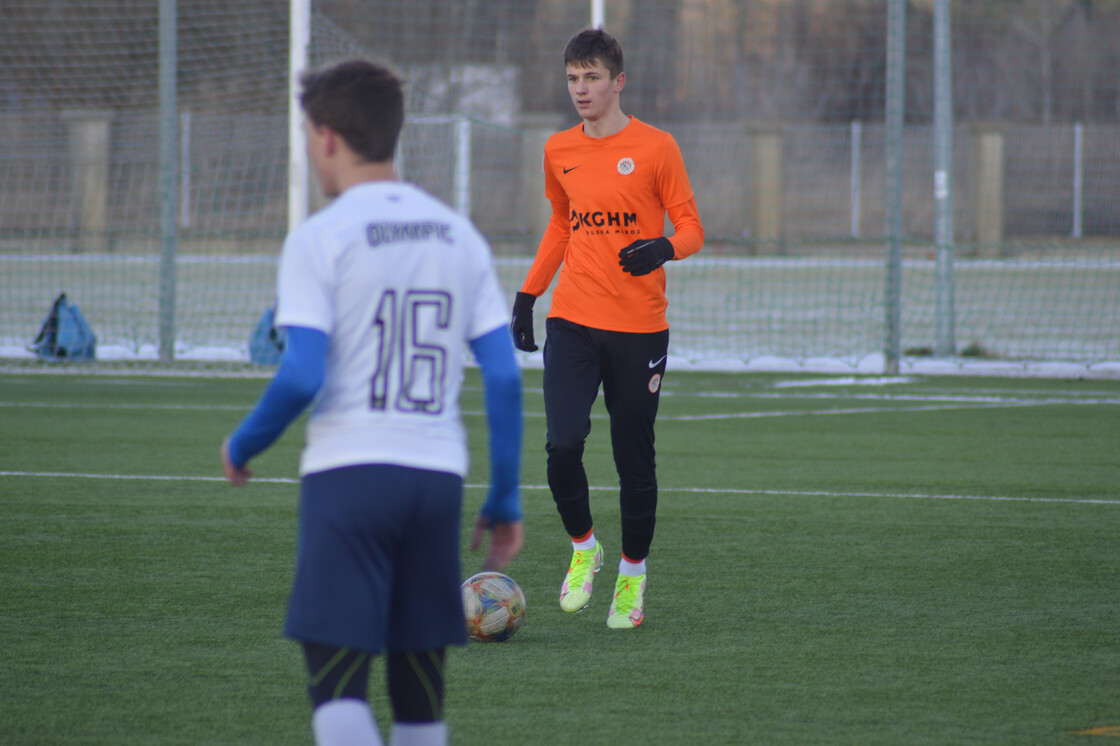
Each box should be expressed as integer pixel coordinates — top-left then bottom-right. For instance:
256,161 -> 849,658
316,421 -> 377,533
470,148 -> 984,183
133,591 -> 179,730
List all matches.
510,28 -> 704,629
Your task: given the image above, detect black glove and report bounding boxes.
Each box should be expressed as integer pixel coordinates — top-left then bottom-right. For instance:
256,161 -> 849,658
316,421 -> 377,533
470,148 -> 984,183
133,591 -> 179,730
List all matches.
618,237 -> 675,276
510,292 -> 538,352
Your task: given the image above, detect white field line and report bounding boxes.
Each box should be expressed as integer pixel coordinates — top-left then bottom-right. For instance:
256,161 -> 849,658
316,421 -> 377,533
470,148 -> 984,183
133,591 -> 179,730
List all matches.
2,390 -> 1115,503
680,391 -> 1120,402
0,401 -> 1097,421
0,401 -> 248,411
3,390 -> 1117,422
661,398 -> 1120,421
0,470 -> 1116,506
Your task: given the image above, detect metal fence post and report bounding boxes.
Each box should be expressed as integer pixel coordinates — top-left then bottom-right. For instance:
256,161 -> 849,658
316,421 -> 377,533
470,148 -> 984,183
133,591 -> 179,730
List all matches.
158,0 -> 178,362
933,0 -> 955,357
884,0 -> 905,374
1072,122 -> 1083,238
851,120 -> 861,238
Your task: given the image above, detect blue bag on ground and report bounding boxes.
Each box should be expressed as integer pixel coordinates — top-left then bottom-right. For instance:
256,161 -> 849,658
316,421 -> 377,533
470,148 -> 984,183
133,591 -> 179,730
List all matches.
249,306 -> 286,365
29,293 -> 97,361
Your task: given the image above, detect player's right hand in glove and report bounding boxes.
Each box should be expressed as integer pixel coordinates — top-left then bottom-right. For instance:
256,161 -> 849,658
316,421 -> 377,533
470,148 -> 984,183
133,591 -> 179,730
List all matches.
510,291 -> 538,352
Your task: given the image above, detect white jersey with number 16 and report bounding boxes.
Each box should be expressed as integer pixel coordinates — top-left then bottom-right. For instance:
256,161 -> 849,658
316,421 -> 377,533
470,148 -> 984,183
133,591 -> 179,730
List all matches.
275,180 -> 508,478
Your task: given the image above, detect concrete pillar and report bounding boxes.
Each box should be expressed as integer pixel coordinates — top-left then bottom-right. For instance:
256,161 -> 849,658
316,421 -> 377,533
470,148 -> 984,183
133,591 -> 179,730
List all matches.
519,114 -> 564,252
971,123 -> 1004,256
62,109 -> 114,252
749,127 -> 783,253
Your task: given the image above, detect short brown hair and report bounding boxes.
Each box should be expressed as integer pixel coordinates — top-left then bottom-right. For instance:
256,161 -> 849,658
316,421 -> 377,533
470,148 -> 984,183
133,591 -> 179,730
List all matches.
299,59 -> 404,163
564,28 -> 624,79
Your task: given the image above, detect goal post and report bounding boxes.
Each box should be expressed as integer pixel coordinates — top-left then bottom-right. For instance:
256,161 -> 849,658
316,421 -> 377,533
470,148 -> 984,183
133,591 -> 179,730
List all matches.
289,0 -> 310,235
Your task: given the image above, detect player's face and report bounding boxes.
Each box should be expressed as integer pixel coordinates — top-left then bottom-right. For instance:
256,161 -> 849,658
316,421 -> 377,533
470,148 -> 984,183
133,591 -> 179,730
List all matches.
566,62 -> 624,122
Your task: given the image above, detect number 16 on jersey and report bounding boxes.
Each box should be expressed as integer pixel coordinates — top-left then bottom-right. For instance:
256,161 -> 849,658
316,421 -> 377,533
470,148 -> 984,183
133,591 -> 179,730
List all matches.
369,289 -> 452,415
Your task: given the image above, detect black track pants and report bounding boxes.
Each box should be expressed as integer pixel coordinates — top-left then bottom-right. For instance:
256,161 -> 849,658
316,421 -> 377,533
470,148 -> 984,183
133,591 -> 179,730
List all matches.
542,317 -> 669,561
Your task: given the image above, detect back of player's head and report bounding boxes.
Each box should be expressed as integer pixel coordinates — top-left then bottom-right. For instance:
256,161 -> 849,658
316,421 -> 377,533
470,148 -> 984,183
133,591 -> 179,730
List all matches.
299,59 -> 403,164
564,28 -> 624,79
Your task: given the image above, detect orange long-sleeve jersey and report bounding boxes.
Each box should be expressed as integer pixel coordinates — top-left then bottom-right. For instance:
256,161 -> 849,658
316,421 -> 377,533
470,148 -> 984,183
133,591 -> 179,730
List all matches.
520,116 -> 704,333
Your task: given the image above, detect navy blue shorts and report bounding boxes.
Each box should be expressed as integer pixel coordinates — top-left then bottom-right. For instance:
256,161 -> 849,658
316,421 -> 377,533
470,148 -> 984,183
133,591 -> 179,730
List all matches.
283,464 -> 468,653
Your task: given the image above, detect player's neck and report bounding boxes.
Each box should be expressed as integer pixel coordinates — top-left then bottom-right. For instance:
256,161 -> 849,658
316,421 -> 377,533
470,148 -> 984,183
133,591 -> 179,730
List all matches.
336,161 -> 398,193
582,108 -> 630,139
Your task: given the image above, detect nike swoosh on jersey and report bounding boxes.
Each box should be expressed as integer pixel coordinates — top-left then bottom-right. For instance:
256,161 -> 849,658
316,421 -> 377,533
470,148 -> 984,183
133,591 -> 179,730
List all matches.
563,165 -> 581,174
648,355 -> 667,368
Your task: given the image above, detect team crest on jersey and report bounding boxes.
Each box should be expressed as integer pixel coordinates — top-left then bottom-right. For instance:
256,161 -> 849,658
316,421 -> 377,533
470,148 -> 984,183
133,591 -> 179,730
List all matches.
648,373 -> 662,393
617,157 -> 635,175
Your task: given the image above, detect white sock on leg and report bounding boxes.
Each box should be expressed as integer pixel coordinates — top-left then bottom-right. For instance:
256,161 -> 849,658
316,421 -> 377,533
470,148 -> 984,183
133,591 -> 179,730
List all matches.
391,721 -> 449,746
572,533 -> 597,551
619,557 -> 647,576
311,699 -> 383,746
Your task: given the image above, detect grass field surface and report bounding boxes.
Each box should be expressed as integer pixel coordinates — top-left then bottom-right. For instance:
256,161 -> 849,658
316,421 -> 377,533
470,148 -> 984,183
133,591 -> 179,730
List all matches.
1,369 -> 1118,744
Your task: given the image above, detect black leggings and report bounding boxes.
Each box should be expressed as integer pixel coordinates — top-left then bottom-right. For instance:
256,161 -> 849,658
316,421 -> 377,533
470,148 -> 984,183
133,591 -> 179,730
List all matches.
542,317 -> 669,561
302,642 -> 447,723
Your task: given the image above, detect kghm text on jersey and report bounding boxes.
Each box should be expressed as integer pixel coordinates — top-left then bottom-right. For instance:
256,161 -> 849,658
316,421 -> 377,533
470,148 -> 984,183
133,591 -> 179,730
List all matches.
570,210 -> 639,232
366,222 -> 453,248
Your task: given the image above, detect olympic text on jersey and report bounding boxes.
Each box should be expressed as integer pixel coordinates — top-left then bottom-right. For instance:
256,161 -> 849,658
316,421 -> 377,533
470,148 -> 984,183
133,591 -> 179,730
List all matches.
366,221 -> 453,248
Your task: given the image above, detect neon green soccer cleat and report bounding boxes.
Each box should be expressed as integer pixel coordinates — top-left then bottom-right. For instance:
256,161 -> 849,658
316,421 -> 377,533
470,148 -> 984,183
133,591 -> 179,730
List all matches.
558,541 -> 603,612
606,573 -> 646,629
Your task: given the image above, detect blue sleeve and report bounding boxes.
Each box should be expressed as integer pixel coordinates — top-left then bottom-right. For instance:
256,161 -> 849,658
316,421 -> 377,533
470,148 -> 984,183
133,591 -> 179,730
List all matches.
469,325 -> 522,523
226,326 -> 328,469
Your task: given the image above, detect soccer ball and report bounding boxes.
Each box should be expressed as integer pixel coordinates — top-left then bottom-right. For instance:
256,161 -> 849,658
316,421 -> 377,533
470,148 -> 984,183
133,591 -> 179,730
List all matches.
461,571 -> 526,642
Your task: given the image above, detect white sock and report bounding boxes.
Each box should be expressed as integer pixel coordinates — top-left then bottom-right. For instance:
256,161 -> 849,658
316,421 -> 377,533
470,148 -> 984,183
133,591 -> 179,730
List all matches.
572,533 -> 597,551
311,699 -> 383,746
391,721 -> 449,746
619,557 -> 646,576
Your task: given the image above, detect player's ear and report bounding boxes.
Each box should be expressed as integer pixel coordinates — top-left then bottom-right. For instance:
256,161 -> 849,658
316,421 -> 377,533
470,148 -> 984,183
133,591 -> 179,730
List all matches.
613,71 -> 625,93
304,120 -> 333,156
320,126 -> 338,156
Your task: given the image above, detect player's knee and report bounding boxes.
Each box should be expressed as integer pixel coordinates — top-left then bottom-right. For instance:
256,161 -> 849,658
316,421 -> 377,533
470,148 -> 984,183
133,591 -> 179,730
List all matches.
302,643 -> 371,707
546,439 -> 584,467
388,649 -> 446,723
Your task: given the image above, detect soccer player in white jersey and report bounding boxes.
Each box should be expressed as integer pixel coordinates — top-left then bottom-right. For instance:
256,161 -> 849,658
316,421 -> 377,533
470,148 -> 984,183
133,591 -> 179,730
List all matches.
220,59 -> 523,746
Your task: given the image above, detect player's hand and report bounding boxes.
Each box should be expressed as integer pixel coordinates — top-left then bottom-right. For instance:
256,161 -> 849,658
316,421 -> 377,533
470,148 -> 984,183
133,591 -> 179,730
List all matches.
471,515 -> 524,571
220,438 -> 252,486
619,236 -> 675,276
510,292 -> 538,352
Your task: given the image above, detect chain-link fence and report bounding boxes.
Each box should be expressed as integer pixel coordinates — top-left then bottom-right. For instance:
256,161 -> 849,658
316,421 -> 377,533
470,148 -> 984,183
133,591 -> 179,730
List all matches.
1,0 -> 1118,371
